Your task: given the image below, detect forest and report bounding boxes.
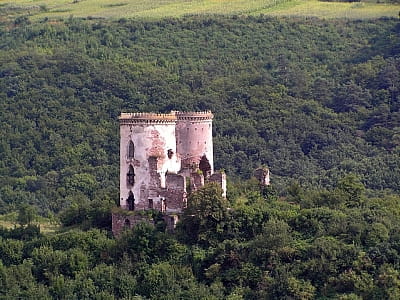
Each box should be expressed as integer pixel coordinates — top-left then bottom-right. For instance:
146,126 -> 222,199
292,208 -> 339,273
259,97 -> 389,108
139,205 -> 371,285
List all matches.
0,15 -> 399,298
0,16 -> 399,213
2,180 -> 400,299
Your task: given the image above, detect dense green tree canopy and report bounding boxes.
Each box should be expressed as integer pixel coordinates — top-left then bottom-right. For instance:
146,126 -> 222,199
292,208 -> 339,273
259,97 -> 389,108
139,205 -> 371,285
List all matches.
0,16 -> 399,214
3,176 -> 400,298
0,15 -> 400,299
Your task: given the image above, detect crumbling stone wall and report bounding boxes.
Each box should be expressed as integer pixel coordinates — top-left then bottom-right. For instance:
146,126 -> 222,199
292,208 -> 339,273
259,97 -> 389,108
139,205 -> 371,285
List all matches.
119,114 -> 179,211
209,172 -> 227,198
163,214 -> 180,233
162,174 -> 187,212
114,111 -> 227,235
189,172 -> 204,192
112,213 -> 154,237
175,111 -> 214,175
254,167 -> 270,186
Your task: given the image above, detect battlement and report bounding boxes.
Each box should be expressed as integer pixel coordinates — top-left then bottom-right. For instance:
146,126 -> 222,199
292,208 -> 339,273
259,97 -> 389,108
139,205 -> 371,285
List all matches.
119,111 -> 213,124
119,112 -> 177,124
174,111 -> 213,121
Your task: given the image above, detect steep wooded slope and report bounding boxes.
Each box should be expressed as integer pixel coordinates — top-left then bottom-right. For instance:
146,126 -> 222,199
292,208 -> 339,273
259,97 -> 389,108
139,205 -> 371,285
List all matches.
0,16 -> 399,213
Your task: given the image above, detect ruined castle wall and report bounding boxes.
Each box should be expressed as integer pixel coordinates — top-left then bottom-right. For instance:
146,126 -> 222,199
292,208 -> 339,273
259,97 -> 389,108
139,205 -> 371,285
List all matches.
209,172 -> 227,198
115,111 -> 228,235
254,167 -> 270,186
112,213 -> 154,237
190,172 -> 204,192
175,112 -> 214,173
163,173 -> 186,212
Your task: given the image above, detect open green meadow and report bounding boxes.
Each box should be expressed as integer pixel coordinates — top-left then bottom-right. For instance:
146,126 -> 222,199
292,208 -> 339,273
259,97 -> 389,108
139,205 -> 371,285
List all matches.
264,0 -> 399,19
0,213 -> 59,234
1,0 -> 399,21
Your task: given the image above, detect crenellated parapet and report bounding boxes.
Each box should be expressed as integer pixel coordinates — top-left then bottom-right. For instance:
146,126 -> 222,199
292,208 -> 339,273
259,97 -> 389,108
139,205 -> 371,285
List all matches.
119,111 -> 213,124
175,111 -> 213,121
119,112 -> 177,124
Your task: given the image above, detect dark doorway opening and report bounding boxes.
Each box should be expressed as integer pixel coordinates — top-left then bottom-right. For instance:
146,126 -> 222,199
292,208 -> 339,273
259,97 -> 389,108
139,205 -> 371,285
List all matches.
127,191 -> 135,211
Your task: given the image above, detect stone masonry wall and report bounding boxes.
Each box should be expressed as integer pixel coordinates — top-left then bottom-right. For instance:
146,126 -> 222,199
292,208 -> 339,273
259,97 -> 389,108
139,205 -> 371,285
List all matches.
112,213 -> 154,237
209,172 -> 227,198
162,173 -> 186,212
115,111 -> 225,234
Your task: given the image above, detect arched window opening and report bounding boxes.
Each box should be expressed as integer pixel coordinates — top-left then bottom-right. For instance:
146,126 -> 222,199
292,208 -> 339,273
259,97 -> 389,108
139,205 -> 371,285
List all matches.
124,219 -> 131,228
167,149 -> 174,159
127,165 -> 135,186
128,141 -> 134,159
127,191 -> 135,211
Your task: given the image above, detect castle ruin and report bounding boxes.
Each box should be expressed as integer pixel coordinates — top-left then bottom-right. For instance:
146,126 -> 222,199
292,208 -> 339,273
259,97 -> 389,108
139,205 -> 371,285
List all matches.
112,111 -> 226,235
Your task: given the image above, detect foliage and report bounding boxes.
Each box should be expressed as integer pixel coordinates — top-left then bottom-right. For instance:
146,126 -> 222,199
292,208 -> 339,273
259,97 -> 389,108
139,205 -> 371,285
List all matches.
0,178 -> 400,298
179,183 -> 229,245
59,198 -> 113,230
0,14 -> 399,300
17,203 -> 36,226
0,16 -> 399,217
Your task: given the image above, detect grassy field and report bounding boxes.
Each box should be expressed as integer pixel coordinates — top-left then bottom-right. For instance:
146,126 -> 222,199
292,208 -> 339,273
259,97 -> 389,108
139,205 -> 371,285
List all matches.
1,0 -> 399,21
0,212 -> 59,234
263,0 -> 399,19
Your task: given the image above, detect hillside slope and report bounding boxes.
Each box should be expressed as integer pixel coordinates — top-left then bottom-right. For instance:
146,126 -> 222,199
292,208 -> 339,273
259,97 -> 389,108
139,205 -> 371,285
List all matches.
0,16 -> 399,213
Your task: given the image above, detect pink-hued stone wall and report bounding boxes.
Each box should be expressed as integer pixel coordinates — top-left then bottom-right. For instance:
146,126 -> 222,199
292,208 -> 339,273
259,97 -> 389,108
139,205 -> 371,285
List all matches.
175,113 -> 213,174
190,172 -> 204,192
209,172 -> 227,198
119,117 -> 180,211
114,111 -> 226,234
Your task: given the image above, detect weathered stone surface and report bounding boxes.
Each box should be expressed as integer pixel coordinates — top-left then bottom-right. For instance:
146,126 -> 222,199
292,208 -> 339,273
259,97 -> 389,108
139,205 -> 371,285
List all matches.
176,112 -> 214,174
163,173 -> 186,212
114,111 -> 228,235
190,172 -> 204,192
254,167 -> 270,186
112,212 -> 154,237
209,171 -> 227,198
163,214 -> 180,233
119,120 -> 178,210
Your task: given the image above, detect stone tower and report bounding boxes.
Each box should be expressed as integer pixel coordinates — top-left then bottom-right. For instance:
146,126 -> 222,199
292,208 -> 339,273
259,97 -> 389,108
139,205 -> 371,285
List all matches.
113,111 -> 225,235
119,112 -> 180,211
175,111 -> 214,177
